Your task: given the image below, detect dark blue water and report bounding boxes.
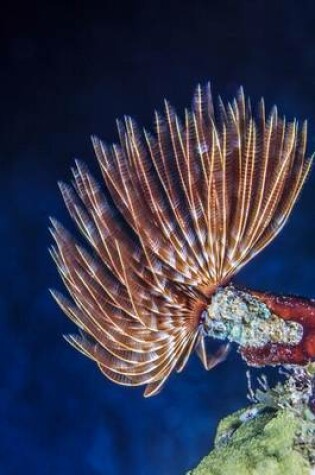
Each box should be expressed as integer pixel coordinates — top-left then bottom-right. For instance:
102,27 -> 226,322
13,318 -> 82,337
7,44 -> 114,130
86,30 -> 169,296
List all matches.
1,2 -> 314,474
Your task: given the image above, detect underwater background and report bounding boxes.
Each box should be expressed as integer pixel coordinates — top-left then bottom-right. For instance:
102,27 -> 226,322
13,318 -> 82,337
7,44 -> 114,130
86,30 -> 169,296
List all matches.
1,1 -> 315,474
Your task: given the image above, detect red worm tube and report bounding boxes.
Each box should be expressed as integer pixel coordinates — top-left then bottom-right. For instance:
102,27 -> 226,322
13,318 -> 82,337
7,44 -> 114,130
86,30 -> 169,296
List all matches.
240,292 -> 315,366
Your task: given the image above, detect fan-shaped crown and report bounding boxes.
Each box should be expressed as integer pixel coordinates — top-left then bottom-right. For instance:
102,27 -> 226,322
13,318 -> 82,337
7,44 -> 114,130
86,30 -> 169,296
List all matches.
50,84 -> 312,396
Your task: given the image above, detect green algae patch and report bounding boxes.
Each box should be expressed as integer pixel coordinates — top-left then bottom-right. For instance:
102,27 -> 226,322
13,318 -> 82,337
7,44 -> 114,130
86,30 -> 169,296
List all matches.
187,407 -> 311,475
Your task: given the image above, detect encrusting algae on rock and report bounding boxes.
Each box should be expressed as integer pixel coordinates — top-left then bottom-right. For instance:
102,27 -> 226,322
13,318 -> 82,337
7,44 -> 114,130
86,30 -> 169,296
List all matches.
187,365 -> 315,475
187,410 -> 308,475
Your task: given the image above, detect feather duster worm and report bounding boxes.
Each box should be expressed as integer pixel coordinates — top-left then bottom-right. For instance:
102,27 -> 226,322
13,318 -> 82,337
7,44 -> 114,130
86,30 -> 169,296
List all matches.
50,84 -> 313,397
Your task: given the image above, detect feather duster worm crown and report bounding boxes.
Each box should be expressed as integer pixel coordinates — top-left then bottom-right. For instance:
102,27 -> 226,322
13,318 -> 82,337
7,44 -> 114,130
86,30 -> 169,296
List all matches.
50,84 -> 313,397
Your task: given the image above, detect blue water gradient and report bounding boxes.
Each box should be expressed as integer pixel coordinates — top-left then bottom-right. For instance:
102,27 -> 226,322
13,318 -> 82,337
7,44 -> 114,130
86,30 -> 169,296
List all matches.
1,1 -> 315,474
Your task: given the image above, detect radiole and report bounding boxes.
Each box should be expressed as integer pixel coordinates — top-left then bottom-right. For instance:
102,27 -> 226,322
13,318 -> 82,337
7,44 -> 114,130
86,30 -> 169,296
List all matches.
50,84 -> 314,397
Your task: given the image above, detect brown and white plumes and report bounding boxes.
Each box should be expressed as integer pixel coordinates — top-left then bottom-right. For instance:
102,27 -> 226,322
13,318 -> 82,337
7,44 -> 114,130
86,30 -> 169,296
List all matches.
50,84 -> 313,397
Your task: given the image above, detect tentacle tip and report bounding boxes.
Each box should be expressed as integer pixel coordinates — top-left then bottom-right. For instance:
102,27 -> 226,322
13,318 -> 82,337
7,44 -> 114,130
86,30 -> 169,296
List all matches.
49,288 -> 60,302
48,216 -> 59,229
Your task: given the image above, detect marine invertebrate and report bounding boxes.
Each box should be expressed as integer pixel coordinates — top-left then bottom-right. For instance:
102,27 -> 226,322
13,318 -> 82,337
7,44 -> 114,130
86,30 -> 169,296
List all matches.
50,84 -> 313,397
